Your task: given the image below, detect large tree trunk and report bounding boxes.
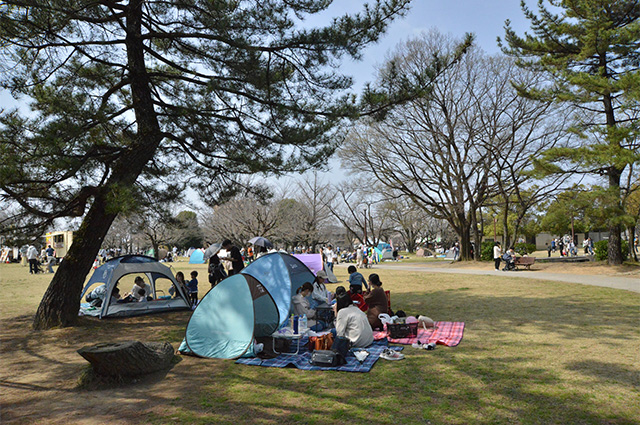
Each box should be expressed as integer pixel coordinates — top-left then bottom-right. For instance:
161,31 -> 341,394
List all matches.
603,92 -> 623,266
33,197 -> 118,329
608,223 -> 623,265
33,0 -> 163,329
607,169 -> 623,266
455,218 -> 472,261
471,208 -> 481,261
628,225 -> 638,262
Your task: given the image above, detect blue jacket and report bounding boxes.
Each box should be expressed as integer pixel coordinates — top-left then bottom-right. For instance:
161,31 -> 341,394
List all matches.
348,272 -> 368,290
187,278 -> 198,293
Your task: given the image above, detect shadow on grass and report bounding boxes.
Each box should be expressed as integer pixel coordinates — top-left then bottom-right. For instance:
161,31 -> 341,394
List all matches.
1,285 -> 638,425
395,288 -> 639,341
566,360 -> 640,388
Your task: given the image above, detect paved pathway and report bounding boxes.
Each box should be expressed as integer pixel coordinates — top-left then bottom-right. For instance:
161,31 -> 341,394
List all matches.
355,263 -> 640,293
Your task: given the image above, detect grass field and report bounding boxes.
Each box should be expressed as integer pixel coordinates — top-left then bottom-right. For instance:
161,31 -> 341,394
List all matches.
1,260 -> 638,425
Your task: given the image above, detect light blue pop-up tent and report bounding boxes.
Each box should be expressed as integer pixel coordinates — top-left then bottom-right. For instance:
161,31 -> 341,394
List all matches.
179,252 -> 315,359
189,249 -> 204,264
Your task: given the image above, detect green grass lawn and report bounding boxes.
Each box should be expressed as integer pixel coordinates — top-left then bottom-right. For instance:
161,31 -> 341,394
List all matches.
0,261 -> 638,425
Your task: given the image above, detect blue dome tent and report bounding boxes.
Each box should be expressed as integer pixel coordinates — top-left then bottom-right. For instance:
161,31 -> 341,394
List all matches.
189,249 -> 204,264
179,252 -> 315,359
79,255 -> 191,318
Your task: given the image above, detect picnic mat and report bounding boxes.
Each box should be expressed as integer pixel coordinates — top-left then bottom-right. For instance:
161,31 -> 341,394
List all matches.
373,321 -> 465,347
235,338 -> 403,372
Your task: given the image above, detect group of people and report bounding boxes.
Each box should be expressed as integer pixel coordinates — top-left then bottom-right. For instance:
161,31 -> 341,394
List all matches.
171,271 -> 200,307
86,276 -> 154,307
493,242 -> 518,271
548,236 -> 581,257
24,244 -> 56,274
290,266 -> 389,349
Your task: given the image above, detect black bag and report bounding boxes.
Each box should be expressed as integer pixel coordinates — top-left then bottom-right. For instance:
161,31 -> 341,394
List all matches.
209,264 -> 227,284
310,350 -> 339,367
331,336 -> 351,365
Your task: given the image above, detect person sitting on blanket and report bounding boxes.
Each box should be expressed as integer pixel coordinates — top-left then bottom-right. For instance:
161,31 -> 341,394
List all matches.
310,270 -> 331,309
128,276 -> 152,301
347,265 -> 368,294
332,292 -> 373,348
364,273 -> 388,330
292,282 -> 327,331
169,271 -> 188,299
86,284 -> 121,307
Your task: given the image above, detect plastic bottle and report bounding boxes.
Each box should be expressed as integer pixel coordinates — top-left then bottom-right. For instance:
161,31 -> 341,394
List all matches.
301,314 -> 307,332
293,315 -> 299,334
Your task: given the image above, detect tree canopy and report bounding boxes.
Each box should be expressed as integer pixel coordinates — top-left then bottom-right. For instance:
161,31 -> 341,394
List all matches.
0,0 -> 413,328
501,0 -> 640,264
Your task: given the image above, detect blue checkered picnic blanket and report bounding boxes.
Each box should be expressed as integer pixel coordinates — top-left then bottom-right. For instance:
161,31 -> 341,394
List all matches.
235,337 -> 403,372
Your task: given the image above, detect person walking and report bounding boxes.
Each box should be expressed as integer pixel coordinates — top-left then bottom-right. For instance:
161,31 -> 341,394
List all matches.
26,244 -> 39,274
558,239 -> 565,257
45,245 -> 55,273
324,245 -> 335,272
493,242 -> 502,271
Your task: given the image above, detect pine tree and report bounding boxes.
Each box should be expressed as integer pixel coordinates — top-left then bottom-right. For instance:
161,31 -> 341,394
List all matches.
0,0 -> 411,328
501,0 -> 640,265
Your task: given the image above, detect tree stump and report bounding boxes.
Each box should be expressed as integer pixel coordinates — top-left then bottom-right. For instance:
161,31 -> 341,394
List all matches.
77,341 -> 175,377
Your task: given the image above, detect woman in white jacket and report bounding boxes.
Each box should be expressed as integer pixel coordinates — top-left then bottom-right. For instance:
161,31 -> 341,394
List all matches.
333,292 -> 373,348
292,282 -> 327,331
310,270 -> 330,308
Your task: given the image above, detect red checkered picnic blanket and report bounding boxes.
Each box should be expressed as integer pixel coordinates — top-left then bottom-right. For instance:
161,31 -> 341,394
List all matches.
373,321 -> 465,347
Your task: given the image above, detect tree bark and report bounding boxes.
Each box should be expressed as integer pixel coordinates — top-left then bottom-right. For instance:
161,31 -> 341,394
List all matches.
33,0 -> 163,329
471,208 -> 481,261
78,341 -> 174,377
455,217 -> 472,261
608,223 -> 623,265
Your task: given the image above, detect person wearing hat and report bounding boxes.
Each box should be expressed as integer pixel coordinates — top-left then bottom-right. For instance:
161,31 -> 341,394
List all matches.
364,274 -> 388,330
310,269 -> 331,309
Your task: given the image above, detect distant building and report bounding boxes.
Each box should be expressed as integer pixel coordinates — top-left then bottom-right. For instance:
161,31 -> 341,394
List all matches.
45,231 -> 74,258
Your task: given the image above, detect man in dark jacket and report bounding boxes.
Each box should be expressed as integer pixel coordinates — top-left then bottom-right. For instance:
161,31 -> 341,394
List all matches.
222,239 -> 244,276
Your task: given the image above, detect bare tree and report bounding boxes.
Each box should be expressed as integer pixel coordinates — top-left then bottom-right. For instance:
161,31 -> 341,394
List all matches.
382,196 -> 432,252
341,32 -> 568,260
341,34 -> 494,260
292,173 -> 334,251
325,179 -> 393,246
201,197 -> 279,248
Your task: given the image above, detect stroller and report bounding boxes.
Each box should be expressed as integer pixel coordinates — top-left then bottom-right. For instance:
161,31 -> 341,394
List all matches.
502,252 -> 516,271
33,260 -> 44,274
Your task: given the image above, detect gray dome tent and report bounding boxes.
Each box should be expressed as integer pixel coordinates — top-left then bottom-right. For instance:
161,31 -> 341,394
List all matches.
79,255 -> 191,318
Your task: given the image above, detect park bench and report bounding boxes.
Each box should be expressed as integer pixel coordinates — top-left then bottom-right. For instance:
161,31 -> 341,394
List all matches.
514,256 -> 535,270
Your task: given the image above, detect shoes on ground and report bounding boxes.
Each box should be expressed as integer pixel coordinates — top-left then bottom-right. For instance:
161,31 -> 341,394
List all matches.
411,341 -> 436,351
380,347 -> 405,361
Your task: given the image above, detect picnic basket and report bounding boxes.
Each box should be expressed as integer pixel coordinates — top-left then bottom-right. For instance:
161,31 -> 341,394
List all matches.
387,322 -> 418,339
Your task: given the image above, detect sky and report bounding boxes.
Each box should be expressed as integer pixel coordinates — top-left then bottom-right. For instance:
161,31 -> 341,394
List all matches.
280,0 -> 533,188
0,0 -> 534,210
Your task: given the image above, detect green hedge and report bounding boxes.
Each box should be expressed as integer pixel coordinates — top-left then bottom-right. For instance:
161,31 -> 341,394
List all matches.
480,241 -> 495,261
594,239 -> 629,261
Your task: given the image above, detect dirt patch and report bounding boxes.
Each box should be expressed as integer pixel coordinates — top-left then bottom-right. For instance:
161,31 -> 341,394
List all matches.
0,312 -> 204,425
